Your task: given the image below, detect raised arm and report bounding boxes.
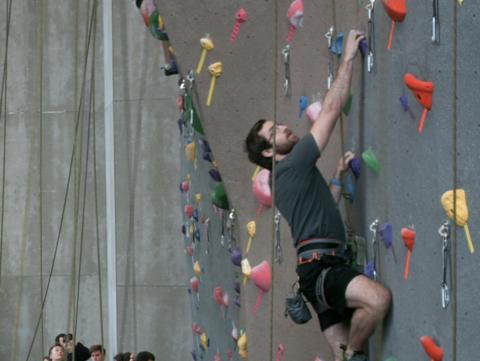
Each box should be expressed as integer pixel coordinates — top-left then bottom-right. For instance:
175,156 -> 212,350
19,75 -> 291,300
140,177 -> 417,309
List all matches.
311,30 -> 365,152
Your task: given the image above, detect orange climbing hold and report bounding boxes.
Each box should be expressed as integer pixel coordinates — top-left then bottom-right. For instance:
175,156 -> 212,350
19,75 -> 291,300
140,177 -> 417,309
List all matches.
382,0 -> 407,49
404,73 -> 434,133
420,336 -> 443,361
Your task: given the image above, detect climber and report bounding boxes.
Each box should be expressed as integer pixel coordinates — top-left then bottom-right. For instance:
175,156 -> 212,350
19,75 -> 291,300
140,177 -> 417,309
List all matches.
245,30 -> 391,361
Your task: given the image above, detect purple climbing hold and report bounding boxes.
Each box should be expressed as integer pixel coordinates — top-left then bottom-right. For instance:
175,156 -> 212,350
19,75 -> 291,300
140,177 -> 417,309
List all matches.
191,351 -> 197,361
177,118 -> 184,134
181,224 -> 187,235
364,261 -> 375,279
234,294 -> 241,307
230,247 -> 242,266
194,229 -> 201,242
193,208 -> 199,222
209,168 -> 222,182
359,39 -> 368,57
349,156 -> 361,179
379,223 -> 393,248
234,281 -> 241,294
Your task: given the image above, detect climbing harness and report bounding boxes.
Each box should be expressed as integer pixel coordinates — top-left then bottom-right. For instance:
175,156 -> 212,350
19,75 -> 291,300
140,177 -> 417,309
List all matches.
366,0 -> 376,73
282,44 -> 291,96
439,221 -> 450,309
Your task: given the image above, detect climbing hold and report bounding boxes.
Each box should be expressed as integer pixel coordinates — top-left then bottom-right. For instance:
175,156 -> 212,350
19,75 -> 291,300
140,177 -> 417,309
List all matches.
214,351 -> 222,361
237,332 -> 248,359
286,0 -> 304,43
381,0 -> 407,50
231,8 -> 248,42
349,156 -> 361,179
213,286 -> 224,305
211,183 -> 230,210
196,36 -> 214,75
185,205 -> 194,219
342,91 -> 353,116
199,333 -> 209,351
148,11 -> 168,41
222,292 -> 229,307
298,96 -> 308,118
190,276 -> 199,293
194,261 -> 202,277
139,0 -> 157,27
192,323 -> 202,335
242,259 -> 272,314
195,193 -> 202,205
185,141 -> 196,162
343,173 -> 355,204
209,168 -> 222,182
401,227 -> 415,281
230,247 -> 242,266
180,181 -> 189,193
276,344 -> 285,361
234,281 -> 241,294
441,189 -> 474,253
206,62 -> 223,107
359,39 -> 368,57
190,350 -> 197,361
420,336 -> 443,361
227,349 -> 233,361
364,261 -> 375,279
252,168 -> 273,215
330,32 -> 344,56
194,229 -> 201,242
404,73 -> 434,133
380,223 -> 397,263
306,100 -> 322,123
399,91 -> 416,121
362,148 -> 380,174
245,221 -> 256,254
231,321 -> 238,342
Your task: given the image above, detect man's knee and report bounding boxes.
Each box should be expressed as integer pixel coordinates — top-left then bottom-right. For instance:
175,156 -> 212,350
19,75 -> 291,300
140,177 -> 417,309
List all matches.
370,285 -> 391,316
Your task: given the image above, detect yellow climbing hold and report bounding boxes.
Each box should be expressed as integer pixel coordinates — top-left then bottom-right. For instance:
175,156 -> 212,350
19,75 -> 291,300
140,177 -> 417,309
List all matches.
206,62 -> 223,107
200,332 -> 209,351
441,189 -> 475,253
237,332 -> 248,359
185,141 -> 196,162
195,193 -> 202,205
251,165 -> 260,181
245,221 -> 256,254
241,258 -> 251,285
196,36 -> 214,74
194,260 -> 202,277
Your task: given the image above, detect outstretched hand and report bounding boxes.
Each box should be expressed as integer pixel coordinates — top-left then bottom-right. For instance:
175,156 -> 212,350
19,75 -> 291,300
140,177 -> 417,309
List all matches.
336,151 -> 356,173
343,30 -> 365,62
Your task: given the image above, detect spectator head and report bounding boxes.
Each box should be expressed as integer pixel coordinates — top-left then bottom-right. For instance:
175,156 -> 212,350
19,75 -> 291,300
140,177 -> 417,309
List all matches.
55,333 -> 74,353
89,344 -> 105,361
43,357 -> 51,361
113,353 -> 124,361
136,351 -> 155,361
48,344 -> 65,361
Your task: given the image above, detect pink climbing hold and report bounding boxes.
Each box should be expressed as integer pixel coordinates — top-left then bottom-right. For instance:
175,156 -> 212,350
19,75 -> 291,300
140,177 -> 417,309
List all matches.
286,0 -> 304,42
276,344 -> 285,361
252,169 -> 272,215
213,286 -> 224,305
231,8 -> 248,42
250,260 -> 272,314
185,204 -> 194,218
191,323 -> 202,335
190,276 -> 199,293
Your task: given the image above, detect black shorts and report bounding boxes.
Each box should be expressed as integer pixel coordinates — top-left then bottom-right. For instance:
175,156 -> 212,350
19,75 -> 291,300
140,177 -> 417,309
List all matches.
296,255 -> 361,331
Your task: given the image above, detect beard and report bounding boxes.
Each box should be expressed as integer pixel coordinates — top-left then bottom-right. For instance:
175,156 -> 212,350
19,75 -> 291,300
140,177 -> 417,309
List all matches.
275,134 -> 299,155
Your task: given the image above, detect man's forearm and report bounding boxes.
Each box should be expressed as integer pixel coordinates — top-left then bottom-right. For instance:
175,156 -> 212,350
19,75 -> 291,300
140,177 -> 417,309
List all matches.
322,59 -> 353,116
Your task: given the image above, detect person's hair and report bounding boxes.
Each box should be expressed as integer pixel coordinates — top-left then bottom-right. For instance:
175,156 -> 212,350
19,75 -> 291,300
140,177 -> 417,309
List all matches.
245,119 -> 273,170
48,343 -> 64,358
43,357 -> 51,361
113,353 -> 124,361
54,333 -> 73,343
89,344 -> 105,355
136,351 -> 155,361
123,352 -> 132,361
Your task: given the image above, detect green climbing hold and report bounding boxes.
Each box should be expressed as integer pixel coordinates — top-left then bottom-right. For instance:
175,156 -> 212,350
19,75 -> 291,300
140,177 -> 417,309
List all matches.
148,11 -> 169,41
362,148 -> 380,174
342,91 -> 353,116
211,183 -> 230,210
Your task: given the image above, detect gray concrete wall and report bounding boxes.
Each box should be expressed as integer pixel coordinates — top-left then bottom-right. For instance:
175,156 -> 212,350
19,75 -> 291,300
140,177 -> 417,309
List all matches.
0,1 -> 190,360
160,0 -> 480,360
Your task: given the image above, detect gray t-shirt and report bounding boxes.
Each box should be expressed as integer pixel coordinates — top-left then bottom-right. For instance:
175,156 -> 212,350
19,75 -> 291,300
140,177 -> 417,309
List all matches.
275,133 -> 346,247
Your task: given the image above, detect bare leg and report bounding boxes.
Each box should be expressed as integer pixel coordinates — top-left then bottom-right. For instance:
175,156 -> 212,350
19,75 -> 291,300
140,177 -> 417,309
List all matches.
344,275 -> 391,358
323,321 -> 349,361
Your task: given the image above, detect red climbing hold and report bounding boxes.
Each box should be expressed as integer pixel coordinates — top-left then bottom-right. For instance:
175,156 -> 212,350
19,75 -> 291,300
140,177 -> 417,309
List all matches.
404,73 -> 434,133
420,336 -> 443,361
401,227 -> 415,281
382,0 -> 407,49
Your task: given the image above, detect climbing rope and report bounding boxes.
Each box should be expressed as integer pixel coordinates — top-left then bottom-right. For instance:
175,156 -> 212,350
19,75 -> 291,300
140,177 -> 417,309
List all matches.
269,0 -> 279,360
0,0 -> 13,288
24,0 -> 98,358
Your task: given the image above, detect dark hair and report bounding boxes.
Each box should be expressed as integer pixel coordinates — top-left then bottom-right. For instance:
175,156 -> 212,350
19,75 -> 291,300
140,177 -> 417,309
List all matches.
54,333 -> 73,343
136,351 -> 155,361
89,344 -> 105,355
43,357 -> 52,361
245,119 -> 273,170
113,353 -> 124,361
48,343 -> 64,358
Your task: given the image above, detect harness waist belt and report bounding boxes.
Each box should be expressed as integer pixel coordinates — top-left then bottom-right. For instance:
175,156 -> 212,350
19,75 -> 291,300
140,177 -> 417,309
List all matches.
296,238 -> 346,261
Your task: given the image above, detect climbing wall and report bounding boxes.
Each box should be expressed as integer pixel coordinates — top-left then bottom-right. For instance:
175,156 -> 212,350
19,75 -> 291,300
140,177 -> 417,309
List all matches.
154,0 -> 480,360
